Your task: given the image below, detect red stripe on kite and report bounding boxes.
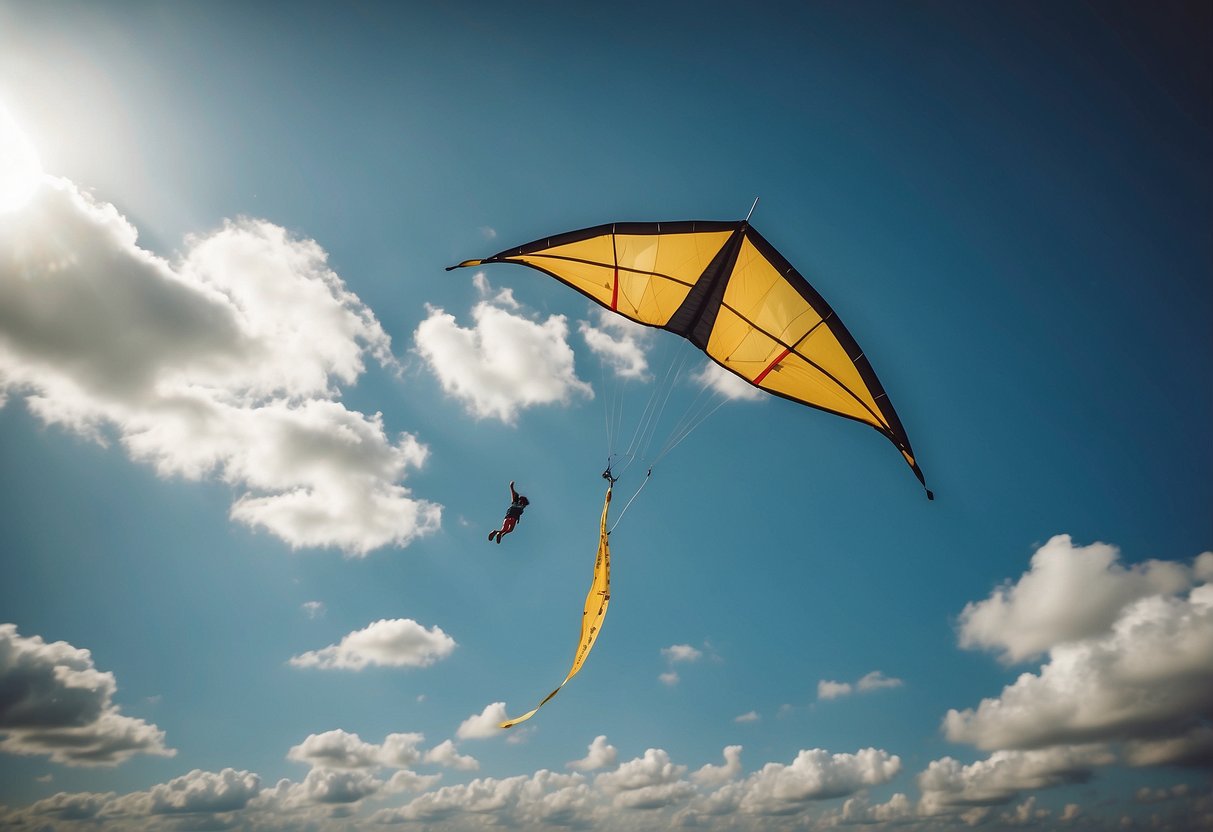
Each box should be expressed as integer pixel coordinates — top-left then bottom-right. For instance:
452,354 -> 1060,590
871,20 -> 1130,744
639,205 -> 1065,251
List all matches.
753,346 -> 792,385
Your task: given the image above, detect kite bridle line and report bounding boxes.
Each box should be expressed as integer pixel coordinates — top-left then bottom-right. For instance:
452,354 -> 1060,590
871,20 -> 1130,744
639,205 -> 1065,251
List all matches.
609,467 -> 651,533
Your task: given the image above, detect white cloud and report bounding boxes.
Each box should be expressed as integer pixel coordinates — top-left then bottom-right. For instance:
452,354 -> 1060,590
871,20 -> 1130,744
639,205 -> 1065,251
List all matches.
733,748 -> 902,813
425,739 -> 479,770
301,600 -> 325,619
379,732 -> 429,769
568,735 -> 617,772
287,729 -> 394,770
289,619 -> 456,671
413,301 -> 592,423
0,176 -> 440,555
595,748 -> 695,810
837,792 -> 915,824
659,671 -> 680,686
691,746 -> 743,787
734,711 -> 760,724
818,670 -> 904,702
81,768 -> 263,820
472,271 -> 519,309
917,746 -> 1113,814
661,644 -> 703,663
456,702 -> 508,739
817,679 -> 853,700
16,790 -> 114,822
145,768 -> 262,814
377,770 -> 593,827
579,308 -> 651,380
0,624 -> 173,766
691,360 -> 765,401
944,581 -> 1213,752
295,767 -> 384,805
958,535 -> 1194,663
857,670 -> 904,692
285,729 -> 455,799
1123,725 -> 1213,768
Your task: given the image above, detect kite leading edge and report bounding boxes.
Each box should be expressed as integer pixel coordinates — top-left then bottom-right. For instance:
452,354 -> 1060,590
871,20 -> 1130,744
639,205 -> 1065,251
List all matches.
449,218 -> 932,499
499,484 -> 613,729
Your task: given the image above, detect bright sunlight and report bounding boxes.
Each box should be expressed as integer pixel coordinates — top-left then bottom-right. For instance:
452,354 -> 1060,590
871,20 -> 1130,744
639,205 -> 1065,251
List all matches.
0,104 -> 43,213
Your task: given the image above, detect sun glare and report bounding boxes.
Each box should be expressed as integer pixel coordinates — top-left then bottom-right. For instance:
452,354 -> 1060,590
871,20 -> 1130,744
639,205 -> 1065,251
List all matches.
0,105 -> 44,213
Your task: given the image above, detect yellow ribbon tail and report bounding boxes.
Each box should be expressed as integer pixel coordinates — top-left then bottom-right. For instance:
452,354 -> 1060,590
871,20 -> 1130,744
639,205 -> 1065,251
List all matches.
499,486 -> 612,728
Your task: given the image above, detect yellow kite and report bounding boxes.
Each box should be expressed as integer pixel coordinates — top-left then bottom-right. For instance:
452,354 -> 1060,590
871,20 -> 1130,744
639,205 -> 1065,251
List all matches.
449,218 -> 931,497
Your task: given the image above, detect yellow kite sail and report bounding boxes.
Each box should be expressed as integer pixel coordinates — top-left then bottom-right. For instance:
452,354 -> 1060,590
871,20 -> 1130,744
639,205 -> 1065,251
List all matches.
450,219 -> 931,498
500,485 -> 612,728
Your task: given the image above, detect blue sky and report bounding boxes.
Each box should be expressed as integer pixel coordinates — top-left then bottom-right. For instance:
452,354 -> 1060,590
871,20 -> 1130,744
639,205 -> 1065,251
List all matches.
0,1 -> 1210,829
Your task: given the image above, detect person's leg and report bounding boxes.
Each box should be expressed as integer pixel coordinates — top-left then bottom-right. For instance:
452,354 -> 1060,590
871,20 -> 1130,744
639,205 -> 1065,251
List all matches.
497,516 -> 517,542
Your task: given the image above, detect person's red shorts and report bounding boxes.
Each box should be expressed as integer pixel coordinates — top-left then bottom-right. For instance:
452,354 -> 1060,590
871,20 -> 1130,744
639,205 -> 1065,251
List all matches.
500,516 -> 517,534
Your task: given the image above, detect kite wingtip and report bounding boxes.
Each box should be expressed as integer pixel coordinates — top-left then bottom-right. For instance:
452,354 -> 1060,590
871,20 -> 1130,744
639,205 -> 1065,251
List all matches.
926,489 -> 935,501
446,259 -> 483,271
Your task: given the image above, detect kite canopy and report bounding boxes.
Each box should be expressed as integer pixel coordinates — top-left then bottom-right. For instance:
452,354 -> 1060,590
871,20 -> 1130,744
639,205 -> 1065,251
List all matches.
449,219 -> 931,498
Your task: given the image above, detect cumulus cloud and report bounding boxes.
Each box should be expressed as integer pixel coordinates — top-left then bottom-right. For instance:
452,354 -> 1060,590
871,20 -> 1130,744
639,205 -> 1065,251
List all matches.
910,540 -> 1213,816
837,792 -> 915,824
579,308 -> 651,380
144,768 -> 262,814
286,729 -> 406,770
734,711 -> 760,724
569,735 -> 617,772
958,535 -> 1196,663
595,748 -> 695,809
294,767 -> 384,805
37,769 -> 261,824
692,746 -> 743,787
456,702 -> 508,739
945,576 -> 1213,752
377,770 -> 593,827
472,271 -> 518,309
659,671 -> 680,686
691,360 -> 765,401
732,748 -> 901,813
413,300 -> 592,423
289,619 -> 456,671
14,790 -> 114,823
301,600 -> 325,619
917,746 -> 1113,814
0,175 -> 440,555
679,747 -> 902,823
424,739 -> 479,771
0,624 -> 173,766
284,729 -> 452,806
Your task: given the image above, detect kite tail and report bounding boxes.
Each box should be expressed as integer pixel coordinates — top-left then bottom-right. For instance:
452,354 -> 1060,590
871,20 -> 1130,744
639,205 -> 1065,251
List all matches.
499,485 -> 613,728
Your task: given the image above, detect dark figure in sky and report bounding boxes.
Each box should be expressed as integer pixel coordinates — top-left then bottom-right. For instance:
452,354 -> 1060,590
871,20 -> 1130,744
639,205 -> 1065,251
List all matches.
489,481 -> 529,543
